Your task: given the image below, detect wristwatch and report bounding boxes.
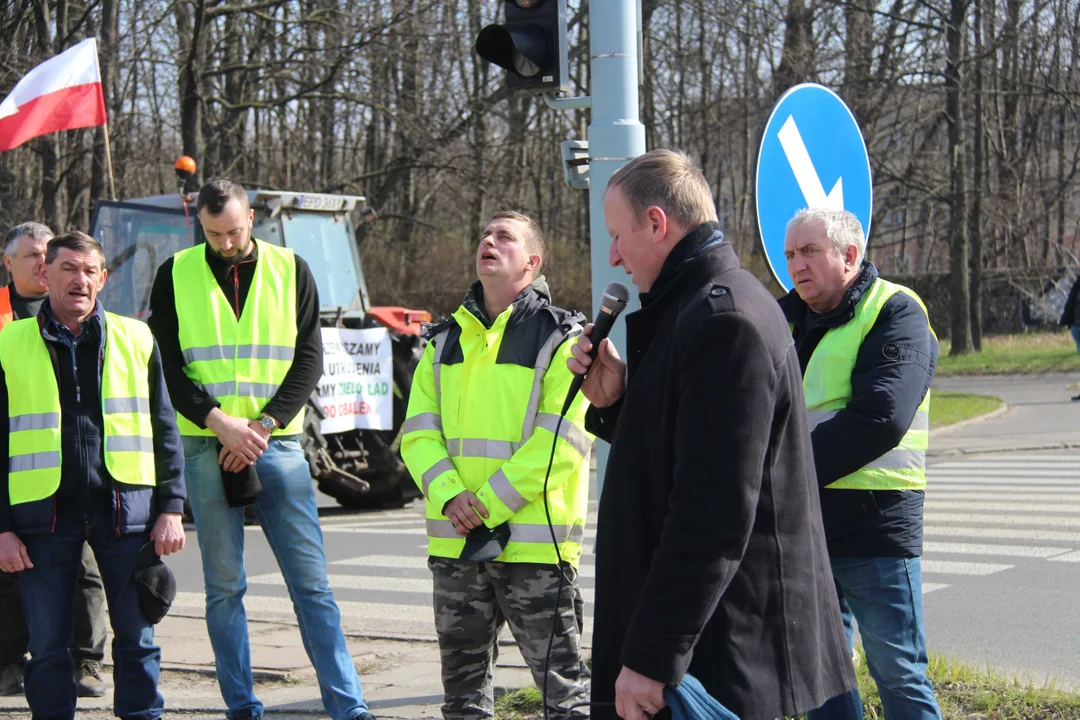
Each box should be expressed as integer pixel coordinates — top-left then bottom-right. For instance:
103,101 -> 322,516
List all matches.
258,415 -> 277,432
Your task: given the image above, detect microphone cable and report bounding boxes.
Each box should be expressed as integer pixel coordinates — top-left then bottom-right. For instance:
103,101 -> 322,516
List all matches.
539,411 -> 616,719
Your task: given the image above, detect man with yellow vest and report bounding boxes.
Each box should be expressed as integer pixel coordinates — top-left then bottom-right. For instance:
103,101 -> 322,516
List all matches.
779,209 -> 942,720
0,231 -> 186,720
0,222 -> 113,701
402,211 -> 592,720
147,178 -> 375,720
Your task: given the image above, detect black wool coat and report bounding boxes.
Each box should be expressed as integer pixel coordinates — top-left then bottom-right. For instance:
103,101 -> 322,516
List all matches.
585,224 -> 856,720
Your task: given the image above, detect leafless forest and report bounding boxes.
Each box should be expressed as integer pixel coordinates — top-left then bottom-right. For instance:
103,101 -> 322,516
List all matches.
0,0 -> 1078,349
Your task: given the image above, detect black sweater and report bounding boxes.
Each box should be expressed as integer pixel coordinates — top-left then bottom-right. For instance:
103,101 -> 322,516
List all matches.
147,242 -> 322,431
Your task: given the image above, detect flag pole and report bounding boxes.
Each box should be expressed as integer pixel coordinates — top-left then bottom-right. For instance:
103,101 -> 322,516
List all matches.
103,120 -> 116,200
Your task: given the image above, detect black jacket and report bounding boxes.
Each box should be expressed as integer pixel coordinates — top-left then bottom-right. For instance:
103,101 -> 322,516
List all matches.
585,224 -> 855,720
1060,275 -> 1080,328
0,301 -> 186,535
148,241 -> 323,431
779,263 -> 938,557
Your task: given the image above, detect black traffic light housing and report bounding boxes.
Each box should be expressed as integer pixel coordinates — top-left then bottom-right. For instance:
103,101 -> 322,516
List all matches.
475,0 -> 569,95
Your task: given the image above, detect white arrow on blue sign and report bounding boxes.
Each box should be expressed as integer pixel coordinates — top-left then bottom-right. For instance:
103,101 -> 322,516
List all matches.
755,83 -> 873,292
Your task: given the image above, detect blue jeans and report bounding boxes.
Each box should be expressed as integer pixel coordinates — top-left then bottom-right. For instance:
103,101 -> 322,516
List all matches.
183,435 -> 367,720
809,556 -> 941,720
1071,325 -> 1080,353
18,510 -> 161,720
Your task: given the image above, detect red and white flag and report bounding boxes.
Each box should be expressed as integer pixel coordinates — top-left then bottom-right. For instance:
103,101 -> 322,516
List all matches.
0,38 -> 106,152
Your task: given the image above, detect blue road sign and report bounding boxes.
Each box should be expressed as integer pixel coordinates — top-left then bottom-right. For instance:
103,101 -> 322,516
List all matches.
755,83 -> 872,292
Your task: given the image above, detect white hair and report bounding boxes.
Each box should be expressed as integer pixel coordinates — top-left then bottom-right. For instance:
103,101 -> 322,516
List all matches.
786,209 -> 866,265
4,222 -> 53,258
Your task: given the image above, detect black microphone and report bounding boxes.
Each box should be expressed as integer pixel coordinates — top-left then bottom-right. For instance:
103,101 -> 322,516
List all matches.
562,282 -> 630,415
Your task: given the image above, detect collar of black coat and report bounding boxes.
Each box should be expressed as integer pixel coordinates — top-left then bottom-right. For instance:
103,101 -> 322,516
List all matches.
639,222 -> 729,310
778,260 -> 879,330
461,274 -> 552,329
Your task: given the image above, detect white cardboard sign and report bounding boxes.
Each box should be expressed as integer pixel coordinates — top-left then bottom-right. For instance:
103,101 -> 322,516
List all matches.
316,327 -> 393,433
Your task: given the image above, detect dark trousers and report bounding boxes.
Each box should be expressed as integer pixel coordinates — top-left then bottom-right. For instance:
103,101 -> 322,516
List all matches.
19,511 -> 162,720
0,542 -> 107,665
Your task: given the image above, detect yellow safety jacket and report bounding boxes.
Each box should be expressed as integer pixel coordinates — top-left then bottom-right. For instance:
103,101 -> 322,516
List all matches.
804,277 -> 934,491
0,313 -> 157,505
401,288 -> 593,565
172,239 -> 302,435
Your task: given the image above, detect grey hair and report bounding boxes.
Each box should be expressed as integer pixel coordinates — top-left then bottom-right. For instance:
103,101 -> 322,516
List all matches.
4,222 -> 53,258
786,209 -> 866,265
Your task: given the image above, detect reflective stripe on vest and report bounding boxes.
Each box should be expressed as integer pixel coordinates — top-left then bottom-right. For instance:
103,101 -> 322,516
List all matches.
0,313 -> 156,505
0,287 -> 12,329
803,277 -> 935,490
172,239 -> 301,435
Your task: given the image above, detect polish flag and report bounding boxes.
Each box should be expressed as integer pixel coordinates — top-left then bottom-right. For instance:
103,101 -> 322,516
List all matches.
0,38 -> 106,152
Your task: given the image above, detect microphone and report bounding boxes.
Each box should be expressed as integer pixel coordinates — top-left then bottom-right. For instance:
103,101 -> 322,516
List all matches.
562,282 -> 630,415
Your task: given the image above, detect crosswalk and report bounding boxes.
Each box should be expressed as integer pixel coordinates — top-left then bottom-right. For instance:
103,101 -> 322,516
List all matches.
922,453 -> 1080,592
171,452 -> 1080,641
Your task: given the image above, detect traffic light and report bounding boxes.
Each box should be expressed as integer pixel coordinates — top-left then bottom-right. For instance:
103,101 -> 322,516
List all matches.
475,0 -> 568,94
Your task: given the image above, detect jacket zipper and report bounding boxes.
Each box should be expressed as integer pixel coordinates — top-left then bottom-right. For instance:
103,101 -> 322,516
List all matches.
116,486 -> 122,536
52,496 -> 57,532
233,266 -> 241,319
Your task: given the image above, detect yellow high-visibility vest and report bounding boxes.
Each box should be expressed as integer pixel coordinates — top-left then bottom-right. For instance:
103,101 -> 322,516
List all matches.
0,313 -> 156,505
172,239 -> 302,435
402,303 -> 592,565
804,277 -> 934,490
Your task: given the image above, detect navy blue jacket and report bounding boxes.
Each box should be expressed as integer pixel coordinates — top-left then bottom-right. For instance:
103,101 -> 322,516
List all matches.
0,301 -> 186,536
779,263 -> 938,557
1060,275 -> 1080,328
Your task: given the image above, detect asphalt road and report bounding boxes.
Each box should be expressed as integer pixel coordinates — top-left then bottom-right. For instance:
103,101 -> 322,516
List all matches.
163,373 -> 1080,690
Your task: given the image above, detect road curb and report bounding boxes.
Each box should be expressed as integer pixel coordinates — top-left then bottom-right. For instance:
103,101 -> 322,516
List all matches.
929,399 -> 1010,439
929,440 -> 1080,457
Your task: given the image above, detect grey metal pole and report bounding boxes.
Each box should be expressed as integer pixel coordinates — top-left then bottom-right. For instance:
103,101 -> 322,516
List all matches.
588,0 -> 645,491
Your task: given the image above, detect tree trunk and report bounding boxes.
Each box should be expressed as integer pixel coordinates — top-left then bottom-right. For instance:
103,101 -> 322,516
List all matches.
91,0 -> 117,204
946,0 -> 972,354
177,0 -> 208,192
775,0 -> 815,96
969,0 -> 984,350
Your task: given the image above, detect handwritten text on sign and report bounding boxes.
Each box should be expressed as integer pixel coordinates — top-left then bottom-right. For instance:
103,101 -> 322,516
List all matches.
316,327 -> 392,433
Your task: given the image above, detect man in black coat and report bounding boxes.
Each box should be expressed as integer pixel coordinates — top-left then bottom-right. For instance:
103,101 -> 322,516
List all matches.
568,149 -> 856,720
1059,271 -> 1080,400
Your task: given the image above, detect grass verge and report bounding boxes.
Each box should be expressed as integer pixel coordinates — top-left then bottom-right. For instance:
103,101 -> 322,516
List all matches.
930,391 -> 1003,429
938,332 -> 1080,376
495,651 -> 1080,719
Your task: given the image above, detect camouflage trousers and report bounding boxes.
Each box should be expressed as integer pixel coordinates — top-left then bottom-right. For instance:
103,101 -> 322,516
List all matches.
429,557 -> 590,720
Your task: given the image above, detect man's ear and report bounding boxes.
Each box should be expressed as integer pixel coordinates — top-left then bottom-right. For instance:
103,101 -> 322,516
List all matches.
2,256 -> 11,274
525,253 -> 542,274
844,244 -> 860,268
645,206 -> 668,242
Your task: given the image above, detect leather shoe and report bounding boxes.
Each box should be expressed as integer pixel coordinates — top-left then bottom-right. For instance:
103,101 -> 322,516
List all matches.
75,661 -> 108,697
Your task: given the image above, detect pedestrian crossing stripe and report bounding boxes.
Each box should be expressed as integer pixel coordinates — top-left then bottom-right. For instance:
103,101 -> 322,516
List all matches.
208,451 -> 1080,640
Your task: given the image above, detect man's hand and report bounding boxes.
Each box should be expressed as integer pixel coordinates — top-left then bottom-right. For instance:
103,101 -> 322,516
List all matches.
442,492 -> 488,536
615,666 -> 666,720
567,323 -> 627,408
205,408 -> 268,466
220,449 -> 247,473
150,513 -> 186,556
0,531 -> 32,573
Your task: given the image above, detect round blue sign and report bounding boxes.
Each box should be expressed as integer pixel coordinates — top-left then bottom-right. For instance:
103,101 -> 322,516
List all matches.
755,83 -> 873,292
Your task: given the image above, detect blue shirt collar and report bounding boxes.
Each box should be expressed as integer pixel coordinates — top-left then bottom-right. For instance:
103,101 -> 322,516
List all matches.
38,298 -> 105,344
